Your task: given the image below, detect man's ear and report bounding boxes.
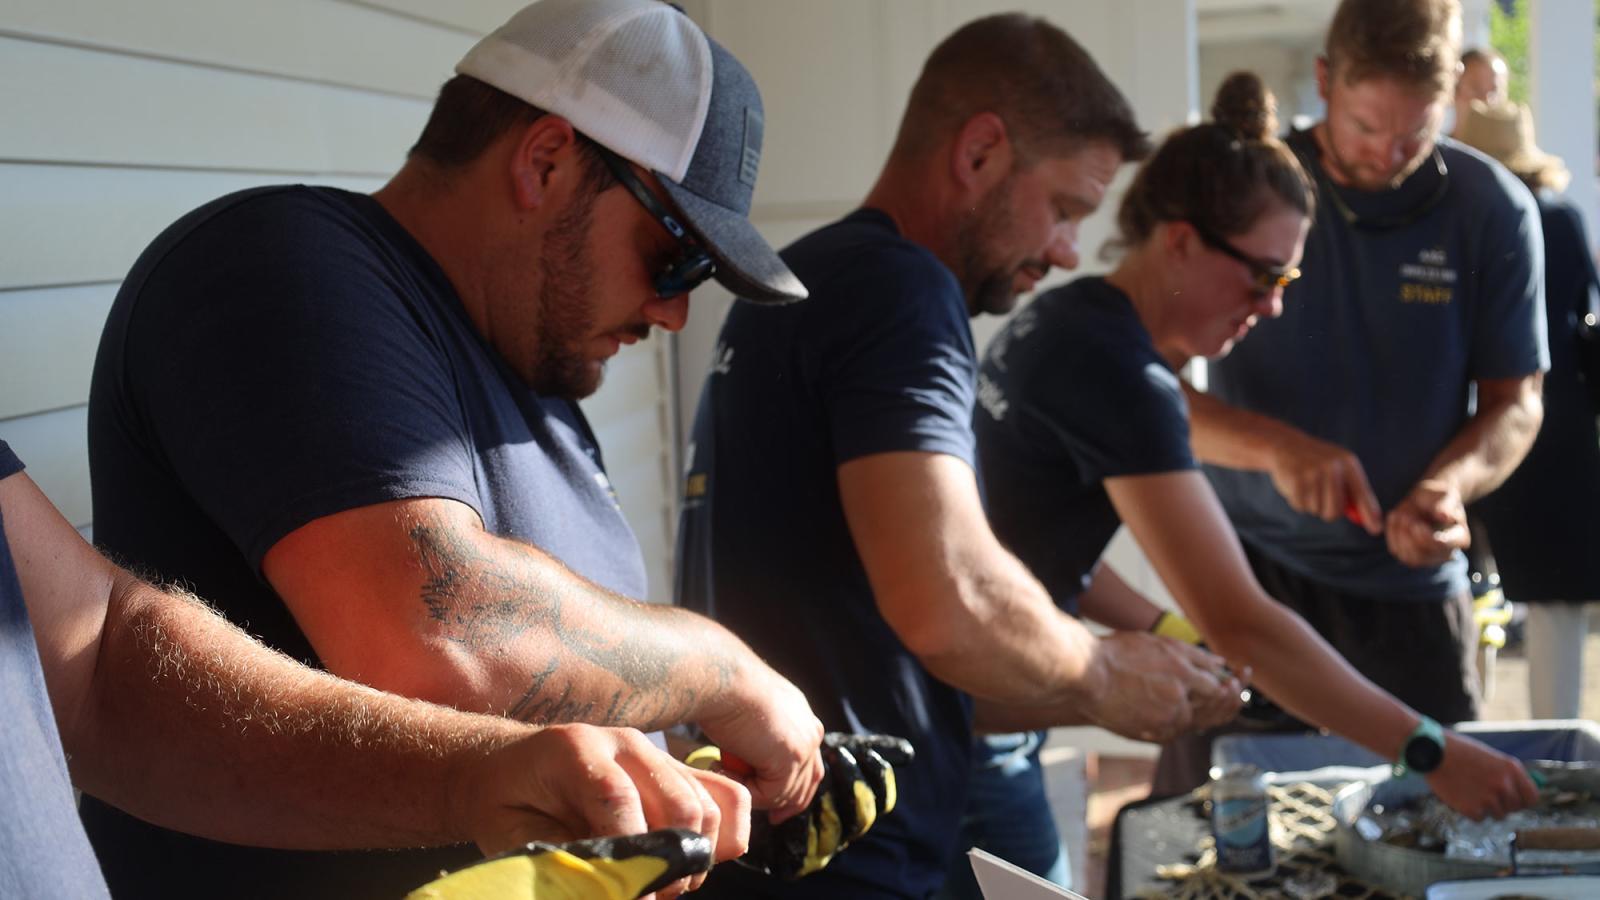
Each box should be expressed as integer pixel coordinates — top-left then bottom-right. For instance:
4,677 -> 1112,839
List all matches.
949,112 -> 1015,195
508,115 -> 581,210
1315,56 -> 1332,105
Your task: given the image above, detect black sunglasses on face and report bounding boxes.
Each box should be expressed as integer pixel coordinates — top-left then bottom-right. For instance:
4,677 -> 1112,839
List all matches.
593,145 -> 717,298
1191,222 -> 1301,294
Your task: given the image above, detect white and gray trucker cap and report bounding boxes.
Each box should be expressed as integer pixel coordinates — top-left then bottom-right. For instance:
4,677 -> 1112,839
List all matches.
457,0 -> 807,303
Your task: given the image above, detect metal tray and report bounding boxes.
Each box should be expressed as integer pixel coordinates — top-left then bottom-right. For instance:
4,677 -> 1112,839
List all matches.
1218,722 -> 1600,897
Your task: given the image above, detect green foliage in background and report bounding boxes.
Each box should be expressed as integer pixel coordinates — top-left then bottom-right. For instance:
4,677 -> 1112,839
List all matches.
1488,0 -> 1599,108
1488,1 -> 1530,105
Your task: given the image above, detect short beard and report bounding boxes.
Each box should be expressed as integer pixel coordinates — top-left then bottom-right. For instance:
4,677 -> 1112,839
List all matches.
1325,134 -> 1434,192
954,173 -> 1024,317
526,189 -> 602,398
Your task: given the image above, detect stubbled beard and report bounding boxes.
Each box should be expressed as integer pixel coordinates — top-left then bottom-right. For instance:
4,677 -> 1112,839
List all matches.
1325,135 -> 1433,192
527,190 -> 603,398
955,174 -> 1025,317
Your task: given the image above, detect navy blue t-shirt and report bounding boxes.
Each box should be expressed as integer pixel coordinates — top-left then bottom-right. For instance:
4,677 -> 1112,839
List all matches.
1207,132 -> 1547,599
84,186 -> 647,898
975,278 -> 1195,611
0,444 -> 112,899
677,209 -> 978,898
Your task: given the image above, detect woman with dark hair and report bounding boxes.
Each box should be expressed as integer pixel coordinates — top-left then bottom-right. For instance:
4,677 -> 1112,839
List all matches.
1458,100 -> 1600,721
967,73 -> 1533,869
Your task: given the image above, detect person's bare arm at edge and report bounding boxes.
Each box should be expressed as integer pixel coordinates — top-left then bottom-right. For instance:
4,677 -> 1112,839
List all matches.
837,450 -> 1239,743
1183,381 -> 1384,533
1076,563 -> 1168,632
971,563 -> 1244,736
1387,373 -> 1544,567
1109,469 -> 1536,820
5,471 -> 749,894
262,497 -> 823,820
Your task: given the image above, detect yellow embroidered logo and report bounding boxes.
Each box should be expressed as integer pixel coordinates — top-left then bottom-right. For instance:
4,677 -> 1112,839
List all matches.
1398,247 -> 1456,305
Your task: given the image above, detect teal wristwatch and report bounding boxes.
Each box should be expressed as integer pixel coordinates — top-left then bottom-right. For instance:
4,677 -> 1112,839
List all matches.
1393,715 -> 1446,777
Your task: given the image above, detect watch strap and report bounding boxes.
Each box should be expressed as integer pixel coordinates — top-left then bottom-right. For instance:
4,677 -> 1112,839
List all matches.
1392,714 -> 1445,777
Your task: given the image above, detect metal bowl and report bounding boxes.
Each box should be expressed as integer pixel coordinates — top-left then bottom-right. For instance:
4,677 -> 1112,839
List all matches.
1333,776 -> 1600,897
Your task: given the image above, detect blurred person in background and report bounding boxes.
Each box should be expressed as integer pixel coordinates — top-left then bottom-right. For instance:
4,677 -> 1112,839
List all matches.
1458,100 -> 1600,721
1450,47 -> 1509,136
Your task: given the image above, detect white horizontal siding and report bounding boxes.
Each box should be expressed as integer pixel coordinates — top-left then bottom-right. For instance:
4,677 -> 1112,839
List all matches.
1,0 -> 475,98
0,284 -> 117,420
1,165 -> 384,290
339,0 -> 529,36
0,36 -> 428,174
0,407 -> 91,529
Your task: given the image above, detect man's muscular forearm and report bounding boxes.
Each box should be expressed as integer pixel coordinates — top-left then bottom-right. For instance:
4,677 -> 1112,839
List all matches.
1423,373 -> 1543,503
75,572 -> 747,857
264,496 -> 823,816
406,515 -> 741,729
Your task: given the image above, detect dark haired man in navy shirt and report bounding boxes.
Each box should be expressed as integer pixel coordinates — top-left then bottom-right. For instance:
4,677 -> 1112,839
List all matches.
677,14 -> 1242,898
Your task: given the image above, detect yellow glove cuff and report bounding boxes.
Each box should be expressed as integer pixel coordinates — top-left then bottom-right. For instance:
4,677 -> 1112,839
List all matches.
1151,610 -> 1202,645
406,849 -> 669,900
683,745 -> 723,771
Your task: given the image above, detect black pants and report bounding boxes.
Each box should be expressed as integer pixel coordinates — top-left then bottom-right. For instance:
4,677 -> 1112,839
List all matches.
1150,541 -> 1481,797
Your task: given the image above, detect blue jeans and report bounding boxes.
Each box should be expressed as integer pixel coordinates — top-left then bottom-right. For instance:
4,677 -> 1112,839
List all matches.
936,731 -> 1071,898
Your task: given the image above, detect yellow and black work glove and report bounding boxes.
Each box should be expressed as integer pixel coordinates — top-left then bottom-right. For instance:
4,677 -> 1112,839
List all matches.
404,828 -> 712,900
738,732 -> 914,880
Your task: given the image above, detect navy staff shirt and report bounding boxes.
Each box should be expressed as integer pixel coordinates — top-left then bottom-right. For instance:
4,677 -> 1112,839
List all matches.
1206,132 -> 1548,600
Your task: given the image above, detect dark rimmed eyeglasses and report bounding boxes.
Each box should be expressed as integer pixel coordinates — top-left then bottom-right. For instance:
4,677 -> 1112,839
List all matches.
1191,223 -> 1301,294
593,145 -> 717,298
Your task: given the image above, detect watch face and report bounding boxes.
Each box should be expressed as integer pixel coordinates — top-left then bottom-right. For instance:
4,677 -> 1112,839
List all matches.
1404,735 -> 1445,773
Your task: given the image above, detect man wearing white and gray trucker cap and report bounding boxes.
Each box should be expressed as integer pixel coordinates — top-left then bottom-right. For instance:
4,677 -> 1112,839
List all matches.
83,1 -> 825,896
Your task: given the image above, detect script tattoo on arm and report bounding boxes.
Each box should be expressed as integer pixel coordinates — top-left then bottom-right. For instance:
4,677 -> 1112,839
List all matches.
408,521 -> 719,727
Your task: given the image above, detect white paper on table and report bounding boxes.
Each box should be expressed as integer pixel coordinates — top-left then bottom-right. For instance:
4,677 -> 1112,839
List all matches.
968,848 -> 1091,900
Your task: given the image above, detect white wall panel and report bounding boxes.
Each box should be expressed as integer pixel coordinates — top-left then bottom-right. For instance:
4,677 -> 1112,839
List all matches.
579,343 -> 663,423
0,164 -> 384,290
0,406 -> 91,528
345,0 -> 527,35
1,0 -> 472,98
698,1 -> 888,214
0,284 -> 117,420
584,340 -> 677,603
1530,0 -> 1599,248
0,36 -> 426,174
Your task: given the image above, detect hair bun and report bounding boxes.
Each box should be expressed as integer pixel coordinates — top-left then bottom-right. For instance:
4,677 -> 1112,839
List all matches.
1211,71 -> 1278,141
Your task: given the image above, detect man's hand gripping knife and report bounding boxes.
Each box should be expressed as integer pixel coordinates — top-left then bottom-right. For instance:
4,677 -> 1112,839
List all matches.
405,829 -> 713,900
688,732 -> 916,879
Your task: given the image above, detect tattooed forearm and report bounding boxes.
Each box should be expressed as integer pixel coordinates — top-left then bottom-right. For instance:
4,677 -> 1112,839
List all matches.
408,519 -> 706,724
504,659 -> 598,724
